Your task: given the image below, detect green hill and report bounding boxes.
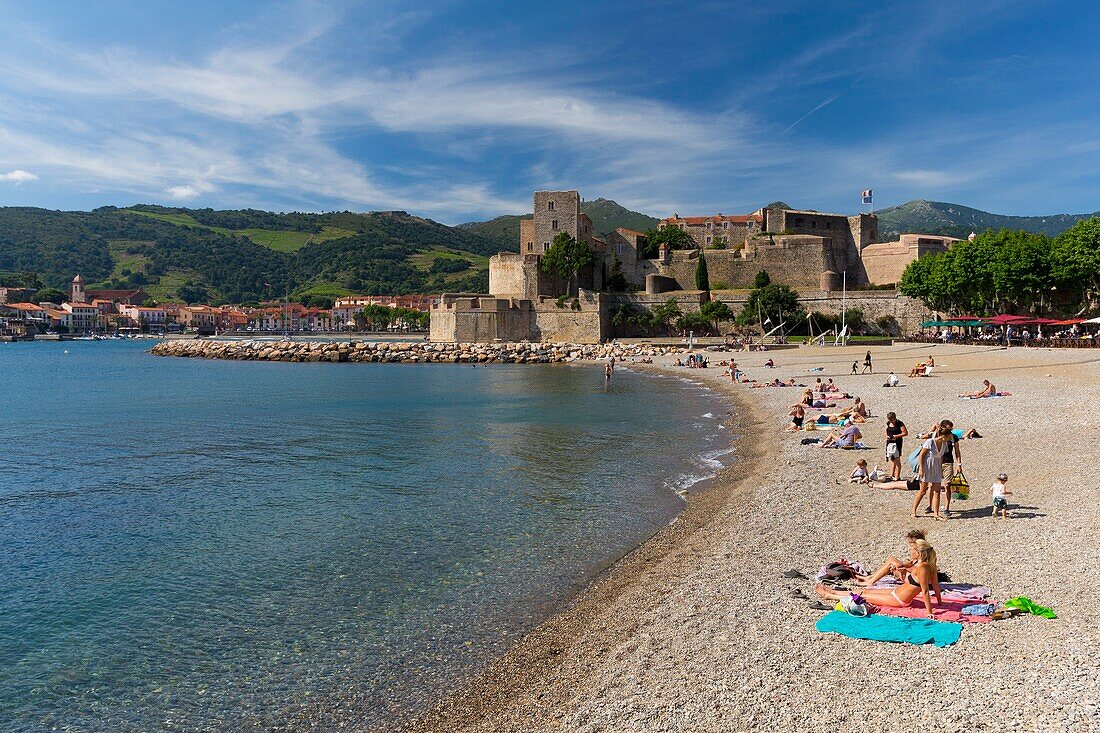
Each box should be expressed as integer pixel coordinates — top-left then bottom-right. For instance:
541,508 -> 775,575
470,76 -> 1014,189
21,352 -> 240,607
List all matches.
0,205 -> 499,303
877,200 -> 1100,238
460,197 -> 659,249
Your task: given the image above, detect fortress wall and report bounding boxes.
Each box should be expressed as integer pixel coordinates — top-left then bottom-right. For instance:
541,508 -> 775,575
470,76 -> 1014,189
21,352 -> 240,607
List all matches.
859,244 -> 914,286
489,253 -> 529,297
532,293 -> 606,344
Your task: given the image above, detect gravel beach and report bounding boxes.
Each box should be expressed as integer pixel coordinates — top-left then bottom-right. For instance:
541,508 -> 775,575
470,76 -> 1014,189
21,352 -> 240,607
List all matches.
407,343 -> 1100,732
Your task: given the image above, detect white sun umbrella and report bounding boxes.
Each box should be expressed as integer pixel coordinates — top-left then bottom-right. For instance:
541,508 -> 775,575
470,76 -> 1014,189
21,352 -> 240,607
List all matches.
1082,317 -> 1100,324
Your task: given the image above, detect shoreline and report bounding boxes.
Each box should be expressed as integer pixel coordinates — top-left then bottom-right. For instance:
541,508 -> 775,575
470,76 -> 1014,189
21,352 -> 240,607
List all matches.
400,362 -> 774,732
396,343 -> 1099,731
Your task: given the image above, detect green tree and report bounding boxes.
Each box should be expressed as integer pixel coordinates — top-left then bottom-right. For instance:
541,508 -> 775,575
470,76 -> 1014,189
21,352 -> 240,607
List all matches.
1052,217 -> 1100,305
35,287 -> 67,303
736,283 -> 802,326
677,311 -> 712,334
700,299 -> 733,331
641,225 -> 695,258
651,297 -> 683,333
695,252 -> 710,292
753,269 -> 771,289
541,232 -> 595,295
605,252 -> 628,292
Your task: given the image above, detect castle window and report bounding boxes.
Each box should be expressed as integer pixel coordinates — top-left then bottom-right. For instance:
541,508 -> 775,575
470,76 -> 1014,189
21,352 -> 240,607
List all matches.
795,218 -> 804,228
826,221 -> 832,229
551,220 -> 558,230
706,236 -> 712,244
548,200 -> 555,211
723,222 -> 729,229
706,222 -> 712,229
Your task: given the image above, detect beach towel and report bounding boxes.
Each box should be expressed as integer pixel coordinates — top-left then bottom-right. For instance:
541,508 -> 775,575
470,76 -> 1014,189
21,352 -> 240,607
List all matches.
815,611 -> 962,647
875,580 -> 990,603
870,597 -> 994,624
906,446 -> 922,474
1004,596 -> 1056,619
961,603 -> 995,616
940,584 -> 993,602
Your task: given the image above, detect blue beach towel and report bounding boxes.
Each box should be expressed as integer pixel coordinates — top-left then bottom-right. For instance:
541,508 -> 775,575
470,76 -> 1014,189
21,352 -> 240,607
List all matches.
815,611 -> 962,647
906,446 -> 921,474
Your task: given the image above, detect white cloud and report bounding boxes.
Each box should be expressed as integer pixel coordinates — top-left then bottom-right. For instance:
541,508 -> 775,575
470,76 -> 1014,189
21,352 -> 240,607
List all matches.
0,168 -> 37,183
891,169 -> 958,187
164,184 -> 202,200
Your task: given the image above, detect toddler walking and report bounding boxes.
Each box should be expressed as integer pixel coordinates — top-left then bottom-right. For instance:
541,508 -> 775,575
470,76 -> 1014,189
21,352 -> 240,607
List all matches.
992,472 -> 1012,519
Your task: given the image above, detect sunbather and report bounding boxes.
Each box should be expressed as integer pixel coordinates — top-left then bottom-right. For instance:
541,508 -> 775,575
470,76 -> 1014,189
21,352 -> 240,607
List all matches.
787,403 -> 805,432
821,423 -> 862,448
853,529 -> 925,585
816,540 -> 942,617
961,379 -> 996,398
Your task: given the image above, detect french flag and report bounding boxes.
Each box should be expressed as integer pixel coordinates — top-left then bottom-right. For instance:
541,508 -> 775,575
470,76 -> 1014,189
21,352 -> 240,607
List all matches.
861,189 -> 873,205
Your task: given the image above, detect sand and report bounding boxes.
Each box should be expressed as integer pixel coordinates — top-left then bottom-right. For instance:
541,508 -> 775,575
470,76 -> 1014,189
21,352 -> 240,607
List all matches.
405,343 -> 1100,732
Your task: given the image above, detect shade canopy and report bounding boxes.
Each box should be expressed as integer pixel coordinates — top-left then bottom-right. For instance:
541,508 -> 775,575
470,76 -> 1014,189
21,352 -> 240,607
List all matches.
983,314 -> 1032,325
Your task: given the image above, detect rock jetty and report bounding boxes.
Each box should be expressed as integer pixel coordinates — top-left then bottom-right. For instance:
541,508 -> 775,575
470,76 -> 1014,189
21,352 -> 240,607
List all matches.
148,339 -> 690,364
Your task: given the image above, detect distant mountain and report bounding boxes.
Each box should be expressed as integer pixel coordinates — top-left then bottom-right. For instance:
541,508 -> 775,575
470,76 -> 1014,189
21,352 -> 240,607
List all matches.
460,198 -> 659,250
0,205 -> 499,303
876,199 -> 1100,238
581,198 -> 661,236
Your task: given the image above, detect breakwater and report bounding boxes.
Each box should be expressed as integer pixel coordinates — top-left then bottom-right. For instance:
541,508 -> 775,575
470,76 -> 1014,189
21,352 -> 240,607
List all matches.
149,339 -> 689,363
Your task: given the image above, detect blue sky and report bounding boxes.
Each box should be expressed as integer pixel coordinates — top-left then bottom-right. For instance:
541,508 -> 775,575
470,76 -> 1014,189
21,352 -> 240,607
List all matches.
0,0 -> 1098,223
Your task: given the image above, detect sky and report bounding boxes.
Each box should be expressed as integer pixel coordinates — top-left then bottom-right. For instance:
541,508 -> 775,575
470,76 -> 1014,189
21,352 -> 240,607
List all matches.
0,0 -> 1098,223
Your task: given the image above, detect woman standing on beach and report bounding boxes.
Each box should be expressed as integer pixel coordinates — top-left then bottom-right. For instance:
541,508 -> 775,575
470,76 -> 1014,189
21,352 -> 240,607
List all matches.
913,427 -> 948,521
862,350 -> 873,374
884,412 -> 908,480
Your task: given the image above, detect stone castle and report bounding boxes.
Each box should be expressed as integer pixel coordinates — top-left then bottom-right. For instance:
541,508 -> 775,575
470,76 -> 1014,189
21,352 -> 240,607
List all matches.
430,190 -> 949,343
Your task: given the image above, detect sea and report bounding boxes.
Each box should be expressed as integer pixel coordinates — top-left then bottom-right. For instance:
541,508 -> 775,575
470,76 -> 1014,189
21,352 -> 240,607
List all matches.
0,340 -> 733,731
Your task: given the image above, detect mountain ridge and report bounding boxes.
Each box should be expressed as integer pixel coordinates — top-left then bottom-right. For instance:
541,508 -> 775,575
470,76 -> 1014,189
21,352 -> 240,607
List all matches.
459,198 -> 660,250
876,199 -> 1100,238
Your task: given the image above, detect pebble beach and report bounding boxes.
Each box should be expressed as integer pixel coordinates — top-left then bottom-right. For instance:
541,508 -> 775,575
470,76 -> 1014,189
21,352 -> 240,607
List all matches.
408,343 -> 1100,732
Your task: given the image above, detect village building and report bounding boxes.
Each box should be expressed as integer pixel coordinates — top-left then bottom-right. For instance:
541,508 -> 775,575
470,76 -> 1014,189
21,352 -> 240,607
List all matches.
70,275 -> 150,307
61,301 -> 100,333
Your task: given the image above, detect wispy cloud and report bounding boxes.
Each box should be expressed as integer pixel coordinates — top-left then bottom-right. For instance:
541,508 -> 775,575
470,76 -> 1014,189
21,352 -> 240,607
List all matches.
0,1 -> 1095,220
780,93 -> 840,135
0,168 -> 37,183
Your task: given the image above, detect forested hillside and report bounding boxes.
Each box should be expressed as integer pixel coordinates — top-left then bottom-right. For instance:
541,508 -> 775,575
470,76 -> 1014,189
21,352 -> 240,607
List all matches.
877,200 -> 1100,238
0,206 -> 495,303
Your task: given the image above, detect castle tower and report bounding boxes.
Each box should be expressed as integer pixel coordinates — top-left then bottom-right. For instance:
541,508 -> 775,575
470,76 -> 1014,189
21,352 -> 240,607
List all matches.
72,274 -> 86,303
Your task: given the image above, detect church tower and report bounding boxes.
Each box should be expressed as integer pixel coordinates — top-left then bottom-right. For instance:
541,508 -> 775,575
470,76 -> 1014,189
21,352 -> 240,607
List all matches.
72,274 -> 86,303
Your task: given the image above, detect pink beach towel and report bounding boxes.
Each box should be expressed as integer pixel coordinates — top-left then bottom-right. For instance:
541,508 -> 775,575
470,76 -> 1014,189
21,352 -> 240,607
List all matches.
868,582 -> 994,623
871,597 -> 993,624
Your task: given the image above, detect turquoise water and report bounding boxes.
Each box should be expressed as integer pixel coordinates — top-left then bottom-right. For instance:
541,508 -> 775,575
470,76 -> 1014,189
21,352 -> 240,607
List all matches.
0,341 -> 732,731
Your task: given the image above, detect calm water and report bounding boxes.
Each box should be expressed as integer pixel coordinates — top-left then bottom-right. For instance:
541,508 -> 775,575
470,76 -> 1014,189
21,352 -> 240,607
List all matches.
0,341 -> 731,731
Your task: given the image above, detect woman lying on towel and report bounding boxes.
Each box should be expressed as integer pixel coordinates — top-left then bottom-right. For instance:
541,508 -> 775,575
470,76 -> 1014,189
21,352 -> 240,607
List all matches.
817,540 -> 942,618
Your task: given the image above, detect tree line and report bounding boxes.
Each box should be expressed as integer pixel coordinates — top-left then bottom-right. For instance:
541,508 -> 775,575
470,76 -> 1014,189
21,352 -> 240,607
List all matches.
899,219 -> 1100,315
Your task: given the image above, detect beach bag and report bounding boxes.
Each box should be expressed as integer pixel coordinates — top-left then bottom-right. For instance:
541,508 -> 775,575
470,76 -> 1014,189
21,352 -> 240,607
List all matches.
839,594 -> 870,617
906,478 -> 921,491
906,447 -> 922,474
868,468 -> 888,482
822,561 -> 855,580
948,473 -> 970,500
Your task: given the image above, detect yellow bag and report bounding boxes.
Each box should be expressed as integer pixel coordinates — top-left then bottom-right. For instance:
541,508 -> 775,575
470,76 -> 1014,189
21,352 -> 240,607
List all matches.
948,473 -> 970,500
